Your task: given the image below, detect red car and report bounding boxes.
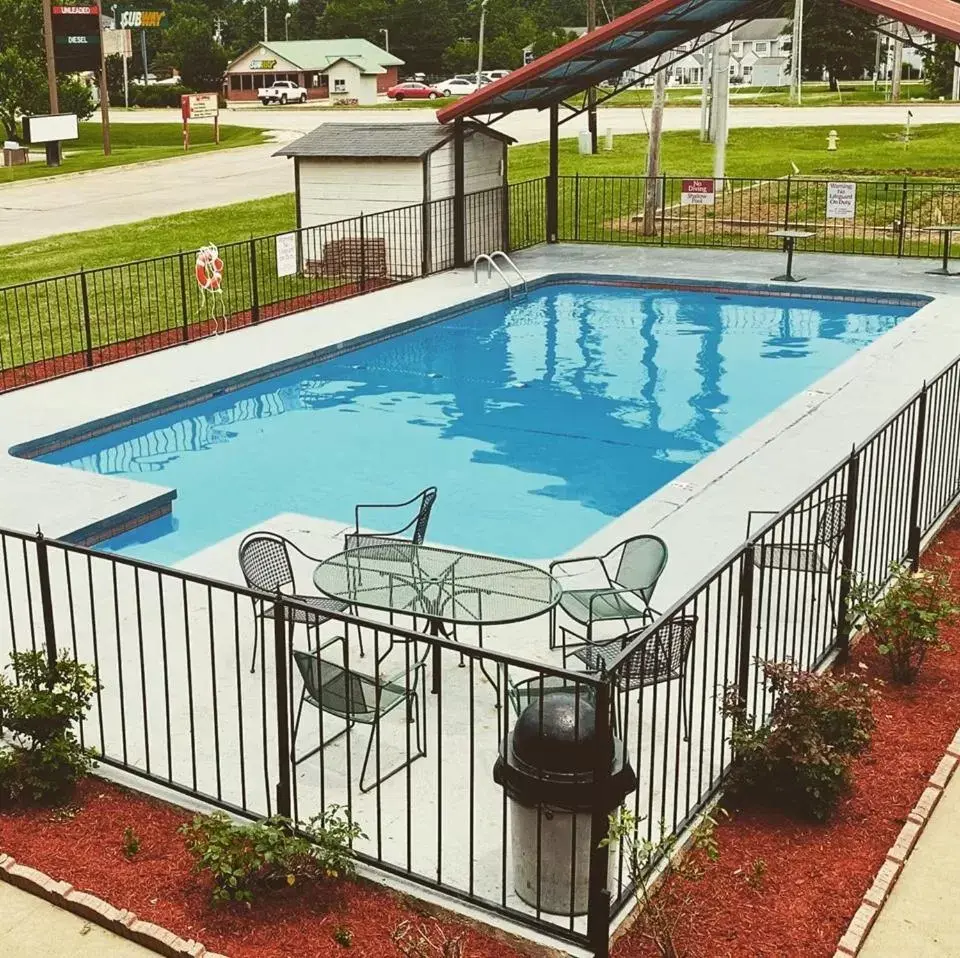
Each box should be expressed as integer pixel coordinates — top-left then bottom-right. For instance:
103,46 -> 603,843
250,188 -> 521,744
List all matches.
387,81 -> 443,101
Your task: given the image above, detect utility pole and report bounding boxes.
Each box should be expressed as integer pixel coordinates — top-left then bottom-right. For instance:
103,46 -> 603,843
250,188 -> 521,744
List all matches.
379,27 -> 390,53
586,0 -> 597,153
97,13 -> 110,154
476,0 -> 488,90
789,0 -> 803,104
140,29 -> 149,82
263,6 -> 268,42
890,22 -> 903,101
712,32 -> 731,186
285,12 -> 291,41
643,68 -> 667,236
700,40 -> 713,141
41,0 -> 59,114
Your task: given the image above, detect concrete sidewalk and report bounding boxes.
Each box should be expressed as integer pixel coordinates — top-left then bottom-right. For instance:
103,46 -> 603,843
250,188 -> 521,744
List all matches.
0,882 -> 156,957
859,771 -> 960,958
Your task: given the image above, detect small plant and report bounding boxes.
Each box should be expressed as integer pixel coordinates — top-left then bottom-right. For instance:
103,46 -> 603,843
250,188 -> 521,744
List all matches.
602,809 -> 721,958
0,650 -> 98,807
122,826 -> 141,859
744,858 -> 767,890
848,560 -> 960,683
179,806 -> 363,904
392,919 -> 463,958
333,925 -> 353,948
723,661 -> 875,821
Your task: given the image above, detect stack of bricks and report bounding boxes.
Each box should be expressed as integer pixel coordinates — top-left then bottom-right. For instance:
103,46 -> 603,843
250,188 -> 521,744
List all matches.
833,726 -> 960,957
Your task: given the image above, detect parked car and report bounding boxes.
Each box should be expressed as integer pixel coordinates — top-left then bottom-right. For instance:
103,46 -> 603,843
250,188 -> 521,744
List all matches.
436,77 -> 479,97
388,81 -> 443,101
482,70 -> 511,82
257,79 -> 308,105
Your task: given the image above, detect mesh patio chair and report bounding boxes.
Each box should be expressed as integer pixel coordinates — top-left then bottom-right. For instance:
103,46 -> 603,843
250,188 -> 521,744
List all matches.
746,495 -> 847,629
344,486 -> 438,559
238,532 -> 351,673
549,535 -> 668,649
569,615 -> 698,741
292,638 -> 427,793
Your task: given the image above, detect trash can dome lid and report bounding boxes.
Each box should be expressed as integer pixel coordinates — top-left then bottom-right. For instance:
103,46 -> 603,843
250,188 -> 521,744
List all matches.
512,692 -> 609,774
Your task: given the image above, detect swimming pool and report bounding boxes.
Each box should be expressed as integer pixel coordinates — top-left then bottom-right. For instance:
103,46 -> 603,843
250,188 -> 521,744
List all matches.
34,280 -> 919,564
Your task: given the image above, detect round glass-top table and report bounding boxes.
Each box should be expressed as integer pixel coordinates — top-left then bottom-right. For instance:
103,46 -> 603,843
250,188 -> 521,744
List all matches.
313,543 -> 562,630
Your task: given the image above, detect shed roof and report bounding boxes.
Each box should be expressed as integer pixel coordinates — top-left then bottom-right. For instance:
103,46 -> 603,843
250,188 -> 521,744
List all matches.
437,0 -> 960,121
731,17 -> 790,40
226,39 -> 403,75
274,122 -> 514,160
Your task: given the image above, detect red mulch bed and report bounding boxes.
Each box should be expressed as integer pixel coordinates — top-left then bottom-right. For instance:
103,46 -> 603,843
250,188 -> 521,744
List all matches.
0,778 -> 522,958
615,513 -> 960,958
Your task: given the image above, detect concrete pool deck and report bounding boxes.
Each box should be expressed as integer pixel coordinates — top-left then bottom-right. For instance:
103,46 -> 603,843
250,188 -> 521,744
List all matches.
1,243 -> 958,605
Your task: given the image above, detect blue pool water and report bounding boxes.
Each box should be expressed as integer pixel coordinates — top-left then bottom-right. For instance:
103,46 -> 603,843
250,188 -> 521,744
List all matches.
37,282 -> 917,564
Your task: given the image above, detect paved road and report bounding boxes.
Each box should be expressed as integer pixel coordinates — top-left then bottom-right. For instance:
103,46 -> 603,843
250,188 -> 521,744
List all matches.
2,102 -> 958,248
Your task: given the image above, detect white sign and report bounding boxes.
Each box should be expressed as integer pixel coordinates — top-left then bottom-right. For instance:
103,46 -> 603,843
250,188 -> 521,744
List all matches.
826,181 -> 856,220
680,178 -> 715,206
276,233 -> 298,277
185,93 -> 218,118
102,28 -> 132,58
22,113 -> 79,144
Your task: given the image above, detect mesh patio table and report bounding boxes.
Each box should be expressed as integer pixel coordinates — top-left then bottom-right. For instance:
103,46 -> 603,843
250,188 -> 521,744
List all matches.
314,544 -> 562,696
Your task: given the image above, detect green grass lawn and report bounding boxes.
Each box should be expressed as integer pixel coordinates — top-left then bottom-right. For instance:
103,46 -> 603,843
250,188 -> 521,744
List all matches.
0,194 -> 295,288
508,124 -> 960,181
0,122 -> 270,184
600,81 -> 945,109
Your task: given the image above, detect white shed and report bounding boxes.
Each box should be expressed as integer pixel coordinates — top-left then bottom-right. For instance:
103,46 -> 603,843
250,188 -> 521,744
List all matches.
275,122 -> 514,278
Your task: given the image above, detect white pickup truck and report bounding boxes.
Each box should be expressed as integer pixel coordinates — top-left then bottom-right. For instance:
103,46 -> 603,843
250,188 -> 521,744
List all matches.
257,79 -> 308,105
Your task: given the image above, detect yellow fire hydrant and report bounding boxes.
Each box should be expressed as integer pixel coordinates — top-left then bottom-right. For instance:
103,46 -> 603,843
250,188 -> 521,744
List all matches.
827,130 -> 839,151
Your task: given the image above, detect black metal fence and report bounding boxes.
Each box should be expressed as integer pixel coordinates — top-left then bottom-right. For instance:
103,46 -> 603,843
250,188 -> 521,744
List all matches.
0,179 -> 544,393
558,174 -> 960,257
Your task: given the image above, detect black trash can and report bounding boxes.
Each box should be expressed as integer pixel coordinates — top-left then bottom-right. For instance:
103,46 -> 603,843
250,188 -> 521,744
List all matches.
493,690 -> 636,915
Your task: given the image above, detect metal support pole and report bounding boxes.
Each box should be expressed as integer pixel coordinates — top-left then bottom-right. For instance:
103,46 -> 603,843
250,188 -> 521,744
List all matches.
712,34 -> 731,187
952,45 -> 960,101
890,23 -> 903,102
35,530 -> 58,671
790,0 -> 804,104
273,595 -> 292,818
907,385 -> 928,569
586,679 -> 613,957
700,40 -> 713,141
140,29 -> 148,84
250,239 -> 260,323
736,545 -> 755,713
453,118 -> 466,266
80,267 -> 93,367
835,450 -> 861,662
547,103 -> 559,243
586,0 -> 598,154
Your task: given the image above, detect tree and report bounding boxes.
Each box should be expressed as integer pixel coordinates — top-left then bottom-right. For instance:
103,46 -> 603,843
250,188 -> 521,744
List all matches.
165,17 -> 228,89
794,0 -> 877,89
923,40 -> 958,98
530,27 -> 575,60
57,75 -> 95,122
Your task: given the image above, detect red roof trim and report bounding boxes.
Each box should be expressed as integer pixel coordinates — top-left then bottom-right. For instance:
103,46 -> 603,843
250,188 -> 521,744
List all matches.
436,0 -> 697,124
842,0 -> 960,41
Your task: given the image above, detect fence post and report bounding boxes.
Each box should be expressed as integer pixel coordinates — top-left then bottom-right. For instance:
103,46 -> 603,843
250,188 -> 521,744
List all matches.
35,529 -> 58,671
273,593 -> 292,818
907,384 -> 928,569
178,251 -> 189,342
249,239 -> 260,325
835,449 -> 861,662
359,213 -> 367,292
897,178 -> 908,258
574,173 -> 581,242
659,173 -> 667,246
80,267 -> 93,368
736,545 -> 755,713
783,176 -> 792,231
586,677 -> 613,958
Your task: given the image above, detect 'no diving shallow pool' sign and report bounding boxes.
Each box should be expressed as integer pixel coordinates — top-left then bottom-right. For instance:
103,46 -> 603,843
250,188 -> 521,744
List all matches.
681,179 -> 715,206
827,182 -> 857,220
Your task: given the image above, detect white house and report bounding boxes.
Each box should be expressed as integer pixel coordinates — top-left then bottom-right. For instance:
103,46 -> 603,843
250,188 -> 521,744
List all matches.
224,40 -> 403,105
275,122 -> 514,277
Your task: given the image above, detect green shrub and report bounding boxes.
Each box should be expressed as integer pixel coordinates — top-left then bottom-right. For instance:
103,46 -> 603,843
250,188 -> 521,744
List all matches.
848,560 -> 960,683
131,84 -> 195,108
0,650 -> 98,806
723,661 -> 875,822
179,807 -> 363,904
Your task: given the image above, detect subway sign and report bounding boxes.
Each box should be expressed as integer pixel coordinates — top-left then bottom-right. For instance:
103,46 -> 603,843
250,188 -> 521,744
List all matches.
116,8 -> 169,29
52,4 -> 101,72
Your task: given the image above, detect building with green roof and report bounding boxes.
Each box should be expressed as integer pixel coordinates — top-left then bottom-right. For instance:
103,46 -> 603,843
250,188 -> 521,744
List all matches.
224,39 -> 404,105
